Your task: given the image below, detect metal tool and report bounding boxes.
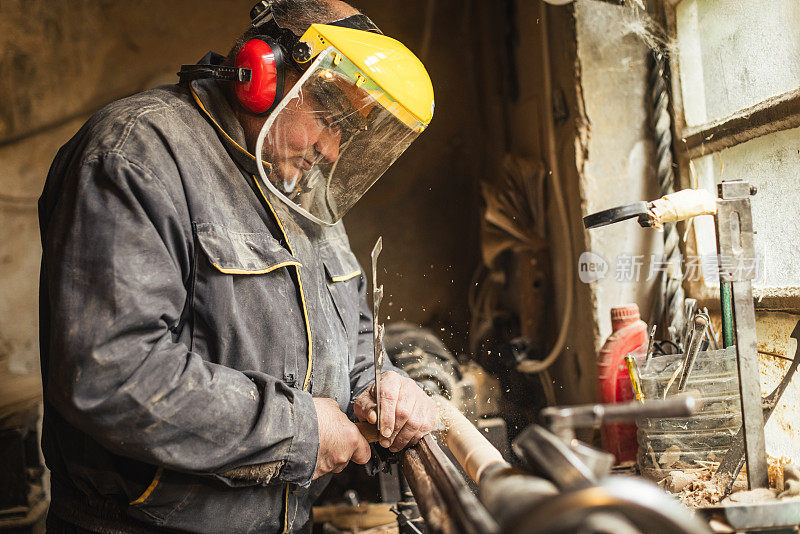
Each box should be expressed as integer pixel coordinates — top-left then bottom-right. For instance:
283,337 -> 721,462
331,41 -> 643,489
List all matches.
644,324 -> 657,371
700,500 -> 800,531
582,201 -> 649,229
497,477 -> 712,534
711,318 -> 800,496
513,424 -> 612,491
702,307 -> 720,350
390,506 -> 425,534
417,435 -> 500,534
371,237 -> 385,436
517,397 -> 698,491
541,396 -> 698,444
677,312 -> 710,392
399,400 -> 501,534
679,298 -> 698,352
714,180 -> 767,489
500,398 -> 708,534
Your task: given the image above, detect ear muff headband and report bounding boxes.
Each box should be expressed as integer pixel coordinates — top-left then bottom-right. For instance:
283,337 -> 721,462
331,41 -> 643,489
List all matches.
234,37 -> 285,116
178,2 -> 383,116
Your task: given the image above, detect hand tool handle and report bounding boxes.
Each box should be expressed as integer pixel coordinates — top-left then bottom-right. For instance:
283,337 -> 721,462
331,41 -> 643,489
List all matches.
356,421 -> 381,443
648,188 -> 717,226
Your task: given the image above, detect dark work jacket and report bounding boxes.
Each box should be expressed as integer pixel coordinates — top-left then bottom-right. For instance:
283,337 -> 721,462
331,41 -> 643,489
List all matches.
38,57 -> 394,533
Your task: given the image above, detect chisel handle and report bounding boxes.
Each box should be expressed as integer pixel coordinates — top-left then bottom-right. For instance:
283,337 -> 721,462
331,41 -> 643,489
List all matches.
355,421 -> 380,443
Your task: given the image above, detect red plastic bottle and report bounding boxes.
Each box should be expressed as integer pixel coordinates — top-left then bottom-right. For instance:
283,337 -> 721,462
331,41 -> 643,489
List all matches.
597,304 -> 648,463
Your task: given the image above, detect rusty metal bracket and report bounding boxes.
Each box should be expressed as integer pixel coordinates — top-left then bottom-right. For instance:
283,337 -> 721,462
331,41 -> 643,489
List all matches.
714,179 -> 768,489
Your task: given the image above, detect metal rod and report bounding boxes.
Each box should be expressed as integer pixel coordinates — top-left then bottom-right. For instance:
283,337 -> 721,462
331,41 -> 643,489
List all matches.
720,282 -> 735,348
677,313 -> 709,392
399,397 -> 504,534
395,470 -> 425,534
416,435 -> 499,534
644,324 -> 657,369
711,329 -> 800,495
542,396 -> 698,440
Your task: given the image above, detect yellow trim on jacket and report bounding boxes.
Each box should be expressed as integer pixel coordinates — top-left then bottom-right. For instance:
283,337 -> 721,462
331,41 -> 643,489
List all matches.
129,466 -> 164,505
209,260 -> 301,275
330,269 -> 361,282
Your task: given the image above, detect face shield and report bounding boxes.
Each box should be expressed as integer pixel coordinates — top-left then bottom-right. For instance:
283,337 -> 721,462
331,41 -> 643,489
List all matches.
255,25 -> 434,225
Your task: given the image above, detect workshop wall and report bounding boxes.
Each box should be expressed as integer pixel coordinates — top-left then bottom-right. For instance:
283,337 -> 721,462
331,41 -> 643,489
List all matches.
0,0 -> 252,376
573,1 -> 662,346
484,0 -> 662,407
0,1 -> 482,378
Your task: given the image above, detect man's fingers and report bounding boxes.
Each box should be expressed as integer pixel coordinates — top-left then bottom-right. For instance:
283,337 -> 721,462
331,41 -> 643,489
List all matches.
391,392 -> 438,451
333,463 -> 348,473
389,418 -> 421,452
351,434 -> 372,465
353,390 -> 377,423
379,372 -> 401,440
392,384 -> 415,432
386,388 -> 416,448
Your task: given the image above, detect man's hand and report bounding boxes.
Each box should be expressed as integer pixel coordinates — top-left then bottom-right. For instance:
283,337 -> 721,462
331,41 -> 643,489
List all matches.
312,398 -> 371,480
353,371 -> 438,452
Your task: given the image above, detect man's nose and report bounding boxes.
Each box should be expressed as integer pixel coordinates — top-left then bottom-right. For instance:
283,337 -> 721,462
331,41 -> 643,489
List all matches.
314,127 -> 340,163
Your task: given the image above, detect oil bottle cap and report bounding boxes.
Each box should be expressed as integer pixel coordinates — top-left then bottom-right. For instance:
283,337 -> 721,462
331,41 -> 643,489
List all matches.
611,304 -> 640,330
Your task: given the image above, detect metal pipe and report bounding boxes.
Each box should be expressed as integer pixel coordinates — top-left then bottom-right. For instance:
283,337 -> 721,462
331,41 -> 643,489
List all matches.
542,396 -> 698,442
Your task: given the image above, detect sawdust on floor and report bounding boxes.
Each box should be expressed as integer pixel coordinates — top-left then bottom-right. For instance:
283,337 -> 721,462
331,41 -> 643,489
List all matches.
659,456 -> 792,507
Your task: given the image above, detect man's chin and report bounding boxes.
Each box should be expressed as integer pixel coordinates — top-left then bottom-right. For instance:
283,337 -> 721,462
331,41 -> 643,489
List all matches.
270,165 -> 302,195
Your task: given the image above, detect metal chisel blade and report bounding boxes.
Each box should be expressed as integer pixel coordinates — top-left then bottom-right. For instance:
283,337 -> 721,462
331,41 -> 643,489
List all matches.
371,237 -> 384,435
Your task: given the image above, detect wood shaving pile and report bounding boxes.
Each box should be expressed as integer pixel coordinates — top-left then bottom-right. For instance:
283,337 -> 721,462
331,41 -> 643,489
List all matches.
658,456 -> 791,507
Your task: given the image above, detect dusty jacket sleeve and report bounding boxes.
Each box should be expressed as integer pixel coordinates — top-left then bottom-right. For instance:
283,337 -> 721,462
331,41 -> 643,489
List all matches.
41,152 -> 317,485
347,268 -> 406,416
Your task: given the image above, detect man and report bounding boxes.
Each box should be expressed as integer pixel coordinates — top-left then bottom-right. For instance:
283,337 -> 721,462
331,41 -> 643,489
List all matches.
38,1 -> 437,532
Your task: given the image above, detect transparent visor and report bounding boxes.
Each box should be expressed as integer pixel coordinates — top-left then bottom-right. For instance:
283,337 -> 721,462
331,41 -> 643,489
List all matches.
255,48 -> 425,225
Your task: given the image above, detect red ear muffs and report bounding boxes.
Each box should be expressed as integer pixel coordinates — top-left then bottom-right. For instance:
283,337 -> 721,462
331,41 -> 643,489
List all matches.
234,37 -> 285,115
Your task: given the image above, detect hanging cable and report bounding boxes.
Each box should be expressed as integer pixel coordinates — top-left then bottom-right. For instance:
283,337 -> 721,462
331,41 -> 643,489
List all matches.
517,1 -> 574,375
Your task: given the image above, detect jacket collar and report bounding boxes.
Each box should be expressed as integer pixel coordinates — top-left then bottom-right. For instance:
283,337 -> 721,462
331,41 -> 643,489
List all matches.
188,52 -> 269,176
